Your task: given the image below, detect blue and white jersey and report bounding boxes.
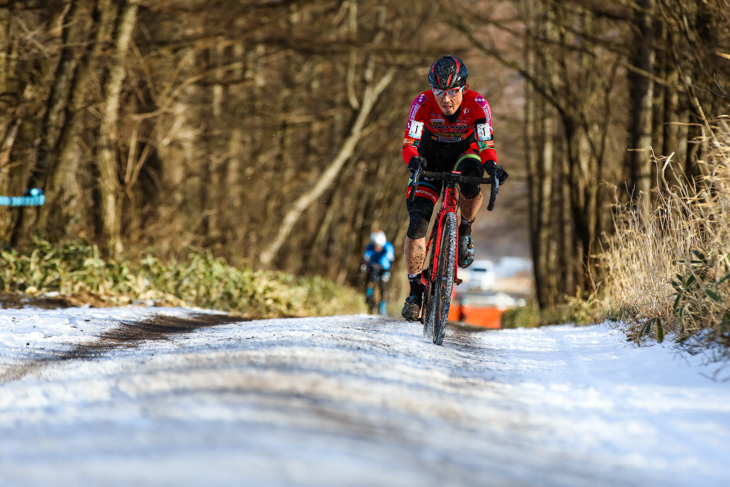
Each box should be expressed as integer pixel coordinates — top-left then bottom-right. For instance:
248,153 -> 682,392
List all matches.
363,242 -> 395,271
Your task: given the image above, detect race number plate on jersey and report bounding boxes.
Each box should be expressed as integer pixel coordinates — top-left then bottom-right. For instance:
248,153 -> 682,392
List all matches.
408,121 -> 424,139
476,123 -> 492,141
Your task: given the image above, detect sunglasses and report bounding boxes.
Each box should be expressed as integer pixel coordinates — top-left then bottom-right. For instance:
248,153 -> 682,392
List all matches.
432,85 -> 465,98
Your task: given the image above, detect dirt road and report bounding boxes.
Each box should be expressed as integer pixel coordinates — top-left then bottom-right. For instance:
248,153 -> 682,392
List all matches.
1,311 -> 727,487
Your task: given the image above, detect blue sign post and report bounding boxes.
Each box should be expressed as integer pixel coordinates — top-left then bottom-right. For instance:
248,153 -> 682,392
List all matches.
0,188 -> 45,206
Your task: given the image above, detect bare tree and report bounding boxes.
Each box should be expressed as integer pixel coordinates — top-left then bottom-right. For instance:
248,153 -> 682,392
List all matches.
625,0 -> 656,223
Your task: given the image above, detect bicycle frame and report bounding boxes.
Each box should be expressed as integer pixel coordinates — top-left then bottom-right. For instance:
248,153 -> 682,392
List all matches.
363,266 -> 387,315
420,180 -> 460,291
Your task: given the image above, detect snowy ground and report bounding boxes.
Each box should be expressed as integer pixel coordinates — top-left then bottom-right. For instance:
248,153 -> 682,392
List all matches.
1,306 -> 729,487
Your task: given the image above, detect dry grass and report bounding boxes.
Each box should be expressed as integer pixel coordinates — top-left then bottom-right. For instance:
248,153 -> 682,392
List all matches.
600,117 -> 730,348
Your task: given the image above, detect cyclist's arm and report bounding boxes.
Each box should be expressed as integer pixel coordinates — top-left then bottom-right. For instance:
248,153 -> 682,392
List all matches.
473,107 -> 506,183
472,95 -> 498,165
402,93 -> 428,166
385,242 -> 395,263
363,244 -> 374,263
474,118 -> 497,165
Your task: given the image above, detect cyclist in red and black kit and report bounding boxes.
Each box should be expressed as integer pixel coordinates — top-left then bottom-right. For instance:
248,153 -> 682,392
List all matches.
401,55 -> 508,321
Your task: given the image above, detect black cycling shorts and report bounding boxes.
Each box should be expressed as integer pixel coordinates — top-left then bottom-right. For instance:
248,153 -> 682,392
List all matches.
405,152 -> 484,239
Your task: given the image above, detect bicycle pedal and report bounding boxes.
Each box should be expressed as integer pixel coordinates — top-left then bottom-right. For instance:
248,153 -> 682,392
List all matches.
455,278 -> 463,285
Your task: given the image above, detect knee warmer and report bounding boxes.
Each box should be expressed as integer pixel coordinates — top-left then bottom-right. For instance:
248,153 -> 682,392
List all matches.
455,157 -> 484,200
406,191 -> 435,239
460,183 -> 481,200
407,213 -> 430,239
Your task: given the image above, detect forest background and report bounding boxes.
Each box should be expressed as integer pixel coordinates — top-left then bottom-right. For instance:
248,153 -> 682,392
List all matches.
0,0 -> 728,312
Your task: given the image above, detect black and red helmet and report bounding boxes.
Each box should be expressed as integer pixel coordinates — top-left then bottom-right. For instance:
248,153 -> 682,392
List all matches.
428,55 -> 468,90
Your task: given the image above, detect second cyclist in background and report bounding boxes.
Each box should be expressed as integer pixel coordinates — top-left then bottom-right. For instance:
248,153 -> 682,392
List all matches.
401,55 -> 509,321
361,230 -> 395,315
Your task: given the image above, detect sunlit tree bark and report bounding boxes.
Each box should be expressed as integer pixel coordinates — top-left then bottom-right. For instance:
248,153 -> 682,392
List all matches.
35,1 -> 87,189
625,0 -> 656,224
97,0 -> 139,258
39,0 -> 118,236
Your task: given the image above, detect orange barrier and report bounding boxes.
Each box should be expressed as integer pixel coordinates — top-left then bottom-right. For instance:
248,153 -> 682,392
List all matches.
448,301 -> 503,328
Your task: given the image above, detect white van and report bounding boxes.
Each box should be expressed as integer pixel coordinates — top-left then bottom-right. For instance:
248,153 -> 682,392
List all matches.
462,259 -> 495,291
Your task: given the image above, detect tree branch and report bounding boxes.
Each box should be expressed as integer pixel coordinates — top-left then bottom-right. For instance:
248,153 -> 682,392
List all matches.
259,67 -> 396,266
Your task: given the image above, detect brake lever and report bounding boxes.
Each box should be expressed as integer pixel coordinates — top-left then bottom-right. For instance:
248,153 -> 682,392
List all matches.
487,173 -> 498,211
409,166 -> 422,203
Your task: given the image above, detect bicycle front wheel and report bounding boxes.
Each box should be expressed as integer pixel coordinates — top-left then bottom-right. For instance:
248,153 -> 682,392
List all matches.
430,212 -> 457,345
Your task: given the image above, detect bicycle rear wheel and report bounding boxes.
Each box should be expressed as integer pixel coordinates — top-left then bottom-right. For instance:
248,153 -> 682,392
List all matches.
424,212 -> 457,345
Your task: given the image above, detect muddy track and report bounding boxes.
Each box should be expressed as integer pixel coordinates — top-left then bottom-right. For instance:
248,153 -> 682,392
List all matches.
67,313 -> 247,359
0,313 -> 246,384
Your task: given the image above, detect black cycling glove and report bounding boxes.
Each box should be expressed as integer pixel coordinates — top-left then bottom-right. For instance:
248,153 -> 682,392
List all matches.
408,156 -> 428,172
484,160 -> 508,184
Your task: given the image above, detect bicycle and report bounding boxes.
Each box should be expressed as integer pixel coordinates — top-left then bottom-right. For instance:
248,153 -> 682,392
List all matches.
408,165 -> 498,345
361,264 -> 389,315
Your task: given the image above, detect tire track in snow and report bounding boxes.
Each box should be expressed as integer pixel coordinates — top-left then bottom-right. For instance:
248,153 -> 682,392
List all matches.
0,313 -> 244,385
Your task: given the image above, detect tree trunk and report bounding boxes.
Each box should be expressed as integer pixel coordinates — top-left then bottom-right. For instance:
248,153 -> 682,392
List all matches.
97,0 -> 139,259
560,131 -> 574,298
36,0 -> 88,187
540,110 -> 557,306
626,0 -> 656,223
0,84 -> 33,241
39,0 -> 118,237
0,8 -> 14,243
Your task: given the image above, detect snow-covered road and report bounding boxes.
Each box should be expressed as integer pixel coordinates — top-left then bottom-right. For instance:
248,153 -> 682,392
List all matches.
1,307 -> 728,487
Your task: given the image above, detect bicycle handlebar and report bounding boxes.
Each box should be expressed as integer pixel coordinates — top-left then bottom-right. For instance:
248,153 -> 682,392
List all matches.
409,167 -> 500,211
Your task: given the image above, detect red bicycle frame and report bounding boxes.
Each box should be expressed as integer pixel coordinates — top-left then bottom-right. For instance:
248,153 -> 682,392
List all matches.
420,173 -> 461,291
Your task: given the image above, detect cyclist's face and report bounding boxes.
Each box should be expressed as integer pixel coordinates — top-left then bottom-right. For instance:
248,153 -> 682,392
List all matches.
434,87 -> 463,116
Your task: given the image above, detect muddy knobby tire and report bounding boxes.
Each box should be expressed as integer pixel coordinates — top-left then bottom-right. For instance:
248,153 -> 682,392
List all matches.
423,212 -> 457,345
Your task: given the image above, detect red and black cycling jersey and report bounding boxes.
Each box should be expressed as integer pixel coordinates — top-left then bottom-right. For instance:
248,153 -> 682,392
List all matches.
402,89 -> 497,167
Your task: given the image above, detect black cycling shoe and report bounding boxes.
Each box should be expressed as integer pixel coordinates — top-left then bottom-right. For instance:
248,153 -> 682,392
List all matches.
458,235 -> 474,268
401,295 -> 422,322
